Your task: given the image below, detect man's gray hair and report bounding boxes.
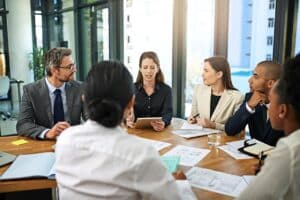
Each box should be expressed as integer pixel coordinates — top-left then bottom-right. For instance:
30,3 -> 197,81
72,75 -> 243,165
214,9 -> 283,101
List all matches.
45,47 -> 72,76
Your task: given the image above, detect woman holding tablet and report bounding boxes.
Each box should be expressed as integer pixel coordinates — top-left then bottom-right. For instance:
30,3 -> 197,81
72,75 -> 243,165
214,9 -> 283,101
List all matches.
126,51 -> 172,131
55,61 -> 183,199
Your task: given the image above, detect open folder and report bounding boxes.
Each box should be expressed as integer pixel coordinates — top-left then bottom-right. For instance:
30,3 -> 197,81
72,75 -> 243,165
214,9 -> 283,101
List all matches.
0,152 -> 55,181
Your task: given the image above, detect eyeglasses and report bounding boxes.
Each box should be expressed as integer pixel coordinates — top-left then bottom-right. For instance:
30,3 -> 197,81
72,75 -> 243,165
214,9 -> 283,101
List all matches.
58,63 -> 76,70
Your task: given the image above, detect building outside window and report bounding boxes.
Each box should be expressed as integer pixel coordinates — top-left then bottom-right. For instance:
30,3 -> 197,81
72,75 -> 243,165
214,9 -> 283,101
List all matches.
267,36 -> 273,45
295,1 -> 300,55
268,17 -> 275,28
228,0 -> 276,95
269,0 -> 275,10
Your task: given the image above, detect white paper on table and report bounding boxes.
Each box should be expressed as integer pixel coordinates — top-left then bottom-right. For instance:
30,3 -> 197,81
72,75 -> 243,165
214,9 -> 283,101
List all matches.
180,121 -> 203,130
176,180 -> 197,200
242,175 -> 255,185
218,144 -> 252,160
163,145 -> 210,166
226,140 -> 245,149
137,137 -> 172,151
172,128 -> 221,139
186,167 -> 248,197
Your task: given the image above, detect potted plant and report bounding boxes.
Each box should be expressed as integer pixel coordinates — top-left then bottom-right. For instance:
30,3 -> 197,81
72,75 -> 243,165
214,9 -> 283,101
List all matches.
29,47 -> 45,81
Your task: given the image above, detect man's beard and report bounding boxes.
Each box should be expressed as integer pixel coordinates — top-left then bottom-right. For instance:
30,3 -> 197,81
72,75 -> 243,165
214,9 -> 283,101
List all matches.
58,73 -> 73,82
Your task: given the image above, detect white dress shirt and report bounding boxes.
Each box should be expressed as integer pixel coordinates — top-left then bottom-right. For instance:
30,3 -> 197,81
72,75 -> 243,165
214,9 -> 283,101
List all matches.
237,129 -> 300,200
55,120 -> 182,200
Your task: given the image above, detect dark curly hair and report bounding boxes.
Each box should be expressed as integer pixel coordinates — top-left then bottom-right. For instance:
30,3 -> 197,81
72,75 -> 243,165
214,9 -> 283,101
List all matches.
275,54 -> 300,120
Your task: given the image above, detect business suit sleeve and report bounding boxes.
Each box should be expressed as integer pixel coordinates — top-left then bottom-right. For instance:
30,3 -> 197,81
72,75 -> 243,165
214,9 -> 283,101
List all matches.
16,85 -> 48,139
215,92 -> 244,131
161,86 -> 172,126
225,96 -> 251,136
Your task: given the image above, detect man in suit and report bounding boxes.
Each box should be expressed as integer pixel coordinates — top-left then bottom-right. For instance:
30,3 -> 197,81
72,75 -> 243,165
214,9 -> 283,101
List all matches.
17,47 -> 88,140
225,61 -> 285,146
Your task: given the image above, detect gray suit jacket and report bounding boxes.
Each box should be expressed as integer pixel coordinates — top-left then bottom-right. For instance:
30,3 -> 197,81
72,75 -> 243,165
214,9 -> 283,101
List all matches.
191,84 -> 244,130
16,78 -> 88,139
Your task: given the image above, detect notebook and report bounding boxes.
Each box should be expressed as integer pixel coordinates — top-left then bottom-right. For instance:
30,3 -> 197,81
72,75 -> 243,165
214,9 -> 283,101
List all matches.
0,151 -> 16,167
0,152 -> 55,180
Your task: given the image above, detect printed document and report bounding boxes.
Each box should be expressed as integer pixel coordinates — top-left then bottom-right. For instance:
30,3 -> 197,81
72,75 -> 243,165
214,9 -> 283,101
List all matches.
137,137 -> 172,151
186,167 -> 248,197
163,145 -> 210,166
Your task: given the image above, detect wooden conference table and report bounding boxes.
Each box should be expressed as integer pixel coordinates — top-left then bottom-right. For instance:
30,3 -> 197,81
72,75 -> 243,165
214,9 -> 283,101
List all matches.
0,119 -> 257,199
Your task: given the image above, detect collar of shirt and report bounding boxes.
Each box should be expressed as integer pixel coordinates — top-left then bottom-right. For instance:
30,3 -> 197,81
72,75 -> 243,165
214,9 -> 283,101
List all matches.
136,82 -> 161,93
45,77 -> 66,95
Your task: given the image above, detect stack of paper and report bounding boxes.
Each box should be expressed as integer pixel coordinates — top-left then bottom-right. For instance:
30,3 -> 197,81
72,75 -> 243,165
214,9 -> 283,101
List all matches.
218,140 -> 252,160
172,121 -> 221,138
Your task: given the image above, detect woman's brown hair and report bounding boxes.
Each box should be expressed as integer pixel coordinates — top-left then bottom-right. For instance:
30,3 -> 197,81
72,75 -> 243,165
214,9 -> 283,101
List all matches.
204,56 -> 237,90
136,51 -> 165,83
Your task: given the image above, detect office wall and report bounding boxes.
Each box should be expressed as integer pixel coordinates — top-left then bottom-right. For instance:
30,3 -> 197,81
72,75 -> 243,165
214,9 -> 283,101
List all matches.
6,0 -> 33,104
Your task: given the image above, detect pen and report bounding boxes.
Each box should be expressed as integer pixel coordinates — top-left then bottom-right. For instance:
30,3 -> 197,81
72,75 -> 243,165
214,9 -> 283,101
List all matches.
193,114 -> 199,118
255,151 -> 264,175
258,151 -> 264,166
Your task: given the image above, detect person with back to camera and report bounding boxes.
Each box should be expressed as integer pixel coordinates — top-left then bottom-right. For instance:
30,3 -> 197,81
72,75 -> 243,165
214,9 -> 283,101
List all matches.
238,54 -> 300,200
187,56 -> 244,131
55,61 -> 185,200
126,51 -> 172,132
225,61 -> 285,146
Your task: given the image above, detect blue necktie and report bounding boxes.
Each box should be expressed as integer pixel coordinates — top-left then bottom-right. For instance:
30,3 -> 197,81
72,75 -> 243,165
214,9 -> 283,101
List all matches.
53,89 -> 64,124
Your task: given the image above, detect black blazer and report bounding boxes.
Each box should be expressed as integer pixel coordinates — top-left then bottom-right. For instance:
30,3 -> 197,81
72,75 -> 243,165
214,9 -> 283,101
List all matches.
225,92 -> 284,146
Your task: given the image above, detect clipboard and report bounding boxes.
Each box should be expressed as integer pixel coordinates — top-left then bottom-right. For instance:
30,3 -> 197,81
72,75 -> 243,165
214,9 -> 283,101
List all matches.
134,117 -> 162,129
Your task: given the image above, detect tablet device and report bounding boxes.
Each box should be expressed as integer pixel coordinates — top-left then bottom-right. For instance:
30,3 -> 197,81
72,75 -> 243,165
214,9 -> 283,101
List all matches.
0,151 -> 16,167
134,117 -> 162,129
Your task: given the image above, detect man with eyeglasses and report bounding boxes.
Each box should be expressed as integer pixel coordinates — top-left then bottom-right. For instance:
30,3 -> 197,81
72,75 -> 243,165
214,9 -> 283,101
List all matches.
225,61 -> 284,146
17,47 -> 88,140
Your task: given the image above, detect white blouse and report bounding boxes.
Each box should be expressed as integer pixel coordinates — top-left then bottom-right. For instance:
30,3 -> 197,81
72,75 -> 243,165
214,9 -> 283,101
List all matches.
238,129 -> 300,200
55,120 -> 181,200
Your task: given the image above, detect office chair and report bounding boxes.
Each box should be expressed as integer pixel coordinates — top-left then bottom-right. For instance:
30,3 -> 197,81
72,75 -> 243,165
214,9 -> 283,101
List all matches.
0,76 -> 11,120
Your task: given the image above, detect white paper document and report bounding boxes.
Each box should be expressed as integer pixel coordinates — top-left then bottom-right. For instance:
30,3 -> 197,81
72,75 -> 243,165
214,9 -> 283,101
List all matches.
137,137 -> 172,151
180,121 -> 203,130
172,128 -> 221,139
242,175 -> 255,185
163,145 -> 210,166
186,167 -> 248,197
226,140 -> 245,149
218,145 -> 252,160
176,180 -> 197,200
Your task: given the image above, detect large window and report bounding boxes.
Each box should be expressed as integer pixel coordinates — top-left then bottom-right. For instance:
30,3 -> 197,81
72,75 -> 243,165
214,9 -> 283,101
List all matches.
185,0 -> 215,117
78,5 -> 109,78
123,0 -> 173,85
295,0 -> 300,55
227,0 -> 276,94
